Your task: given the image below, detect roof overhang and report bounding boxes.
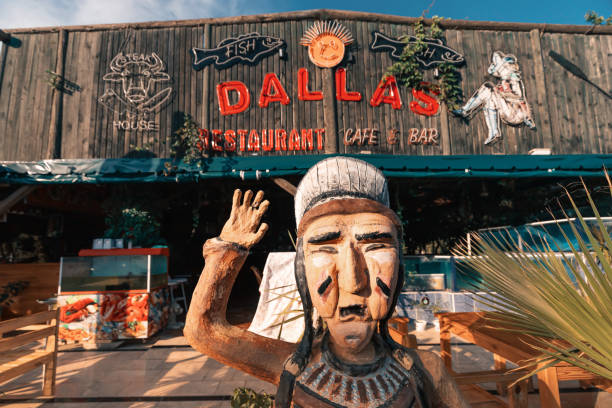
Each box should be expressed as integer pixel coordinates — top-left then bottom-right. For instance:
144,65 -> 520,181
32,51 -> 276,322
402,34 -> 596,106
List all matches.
1,154 -> 611,184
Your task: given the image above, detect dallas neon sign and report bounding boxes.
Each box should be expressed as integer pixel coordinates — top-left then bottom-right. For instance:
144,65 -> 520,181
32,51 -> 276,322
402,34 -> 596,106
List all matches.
215,67 -> 440,116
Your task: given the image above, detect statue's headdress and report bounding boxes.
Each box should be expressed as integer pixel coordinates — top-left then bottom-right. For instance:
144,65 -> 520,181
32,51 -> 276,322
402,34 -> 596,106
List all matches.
294,156 -> 401,236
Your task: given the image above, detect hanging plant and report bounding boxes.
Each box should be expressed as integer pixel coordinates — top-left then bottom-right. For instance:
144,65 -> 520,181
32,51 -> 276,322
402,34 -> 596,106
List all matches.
171,113 -> 207,165
386,17 -> 463,110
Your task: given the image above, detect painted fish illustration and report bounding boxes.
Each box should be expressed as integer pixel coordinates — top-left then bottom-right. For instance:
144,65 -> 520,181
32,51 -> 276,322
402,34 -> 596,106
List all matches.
192,33 -> 286,70
369,31 -> 464,68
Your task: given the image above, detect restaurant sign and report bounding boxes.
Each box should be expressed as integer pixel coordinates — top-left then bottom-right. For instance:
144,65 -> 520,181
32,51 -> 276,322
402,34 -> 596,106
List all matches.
369,31 -> 465,67
192,33 -> 287,70
213,69 -> 441,116
98,52 -> 173,131
102,21 -> 533,153
190,22 -> 459,153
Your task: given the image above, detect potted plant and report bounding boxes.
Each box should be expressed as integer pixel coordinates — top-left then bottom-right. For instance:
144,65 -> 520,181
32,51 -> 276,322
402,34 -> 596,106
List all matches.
104,207 -> 165,248
0,281 -> 29,317
231,387 -> 272,408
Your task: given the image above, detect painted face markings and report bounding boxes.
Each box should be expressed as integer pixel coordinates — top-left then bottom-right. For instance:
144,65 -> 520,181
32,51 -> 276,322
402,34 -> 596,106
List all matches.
303,214 -> 402,347
354,231 -> 394,241
366,251 -> 396,265
312,253 -> 333,267
317,276 -> 333,296
308,231 -> 341,244
375,277 -> 391,298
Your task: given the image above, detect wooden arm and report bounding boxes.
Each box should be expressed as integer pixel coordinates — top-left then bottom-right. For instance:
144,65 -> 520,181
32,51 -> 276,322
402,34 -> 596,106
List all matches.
184,238 -> 296,385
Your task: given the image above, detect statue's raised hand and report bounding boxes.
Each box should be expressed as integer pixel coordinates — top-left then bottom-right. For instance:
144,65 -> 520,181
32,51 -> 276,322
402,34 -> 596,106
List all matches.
220,189 -> 270,249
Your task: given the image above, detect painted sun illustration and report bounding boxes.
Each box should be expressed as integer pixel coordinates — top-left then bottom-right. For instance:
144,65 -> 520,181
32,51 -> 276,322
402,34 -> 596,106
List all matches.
300,21 -> 354,68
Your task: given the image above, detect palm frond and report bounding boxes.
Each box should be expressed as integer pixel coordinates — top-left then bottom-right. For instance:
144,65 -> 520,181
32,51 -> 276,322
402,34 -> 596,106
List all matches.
453,175 -> 612,381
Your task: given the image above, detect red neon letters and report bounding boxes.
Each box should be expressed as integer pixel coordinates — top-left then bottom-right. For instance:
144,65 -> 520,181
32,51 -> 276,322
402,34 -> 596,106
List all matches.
216,81 -> 250,116
410,82 -> 440,116
298,68 -> 323,101
216,69 -> 441,116
196,128 -> 325,152
335,68 -> 362,101
370,75 -> 402,110
259,73 -> 290,108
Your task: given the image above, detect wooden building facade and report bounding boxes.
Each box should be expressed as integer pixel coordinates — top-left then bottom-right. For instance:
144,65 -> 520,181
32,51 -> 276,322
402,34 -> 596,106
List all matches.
1,10 -> 610,163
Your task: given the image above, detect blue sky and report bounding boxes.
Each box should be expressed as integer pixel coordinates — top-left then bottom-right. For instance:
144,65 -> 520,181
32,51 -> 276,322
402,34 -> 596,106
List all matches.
0,0 -> 609,29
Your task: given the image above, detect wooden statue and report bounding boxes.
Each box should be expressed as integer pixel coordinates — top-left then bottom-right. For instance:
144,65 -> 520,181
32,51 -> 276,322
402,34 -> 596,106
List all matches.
185,157 -> 469,407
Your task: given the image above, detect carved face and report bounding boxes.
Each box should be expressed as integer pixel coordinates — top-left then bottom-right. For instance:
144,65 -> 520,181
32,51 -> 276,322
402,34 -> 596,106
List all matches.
302,212 -> 400,356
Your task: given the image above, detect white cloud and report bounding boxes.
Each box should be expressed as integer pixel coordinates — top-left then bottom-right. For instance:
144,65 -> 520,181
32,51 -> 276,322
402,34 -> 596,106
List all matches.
0,0 -> 248,29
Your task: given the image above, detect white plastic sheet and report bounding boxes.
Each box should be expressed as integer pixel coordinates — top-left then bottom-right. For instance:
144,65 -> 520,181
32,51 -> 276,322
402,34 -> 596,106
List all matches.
248,252 -> 305,343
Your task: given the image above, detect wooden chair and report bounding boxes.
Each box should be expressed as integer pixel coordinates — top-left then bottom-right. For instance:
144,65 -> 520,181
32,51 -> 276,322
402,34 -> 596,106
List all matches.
388,317 -> 418,348
0,308 -> 60,396
389,316 -> 529,408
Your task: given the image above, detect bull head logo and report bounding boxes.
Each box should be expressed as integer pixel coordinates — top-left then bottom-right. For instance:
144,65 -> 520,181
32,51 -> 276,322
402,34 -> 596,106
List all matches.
99,52 -> 173,116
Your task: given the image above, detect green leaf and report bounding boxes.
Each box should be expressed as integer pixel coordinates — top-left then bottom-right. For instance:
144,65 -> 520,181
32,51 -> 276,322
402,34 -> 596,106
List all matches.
454,173 -> 612,381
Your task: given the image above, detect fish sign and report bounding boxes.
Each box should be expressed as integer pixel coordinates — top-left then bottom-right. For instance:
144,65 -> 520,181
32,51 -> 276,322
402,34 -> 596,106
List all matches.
369,31 -> 464,68
192,33 -> 287,70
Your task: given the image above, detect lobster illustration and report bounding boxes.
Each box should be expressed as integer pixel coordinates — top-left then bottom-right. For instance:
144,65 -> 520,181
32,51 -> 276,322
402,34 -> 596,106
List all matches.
60,298 -> 96,323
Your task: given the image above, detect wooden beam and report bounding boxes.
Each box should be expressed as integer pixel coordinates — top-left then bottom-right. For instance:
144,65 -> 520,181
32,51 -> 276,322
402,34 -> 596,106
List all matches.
0,185 -> 37,217
0,29 -> 10,43
0,310 -> 56,335
272,178 -> 297,196
201,24 -> 211,131
322,69 -> 338,153
6,9 -> 610,35
0,33 -> 8,101
452,369 -> 529,385
530,29 -> 554,148
45,29 -> 66,159
0,326 -> 55,352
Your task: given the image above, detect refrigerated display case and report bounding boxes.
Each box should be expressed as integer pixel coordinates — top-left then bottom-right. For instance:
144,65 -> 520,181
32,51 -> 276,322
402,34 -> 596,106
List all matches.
57,248 -> 170,343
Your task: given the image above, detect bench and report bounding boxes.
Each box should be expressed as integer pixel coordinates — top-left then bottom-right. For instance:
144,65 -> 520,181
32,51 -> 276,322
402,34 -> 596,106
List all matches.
390,315 -> 529,407
0,308 -> 59,396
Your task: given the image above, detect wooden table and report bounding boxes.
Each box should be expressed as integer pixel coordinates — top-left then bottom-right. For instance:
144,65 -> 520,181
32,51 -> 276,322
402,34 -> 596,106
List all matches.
437,312 -> 611,408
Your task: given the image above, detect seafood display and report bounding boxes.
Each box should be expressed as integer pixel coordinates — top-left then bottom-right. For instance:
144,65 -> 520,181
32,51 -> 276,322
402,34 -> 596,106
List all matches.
57,250 -> 170,343
58,288 -> 169,343
60,297 -> 96,323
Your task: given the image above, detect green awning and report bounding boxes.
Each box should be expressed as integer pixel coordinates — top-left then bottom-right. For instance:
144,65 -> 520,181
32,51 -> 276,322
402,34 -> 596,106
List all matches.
1,154 -> 611,184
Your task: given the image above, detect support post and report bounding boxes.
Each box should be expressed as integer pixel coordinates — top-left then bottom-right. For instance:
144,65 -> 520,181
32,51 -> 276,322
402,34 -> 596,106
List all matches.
46,29 -> 67,159
439,314 -> 453,372
201,24 -> 211,131
322,69 -> 338,153
42,307 -> 59,396
508,378 -> 529,408
493,353 -> 507,396
536,366 -> 561,408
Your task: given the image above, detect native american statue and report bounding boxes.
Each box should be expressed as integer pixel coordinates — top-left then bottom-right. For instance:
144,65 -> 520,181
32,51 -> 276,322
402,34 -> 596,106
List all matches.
453,50 -> 536,145
184,157 -> 469,407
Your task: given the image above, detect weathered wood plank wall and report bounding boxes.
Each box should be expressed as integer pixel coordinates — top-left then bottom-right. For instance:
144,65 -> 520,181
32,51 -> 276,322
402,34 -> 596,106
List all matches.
0,13 -> 610,161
